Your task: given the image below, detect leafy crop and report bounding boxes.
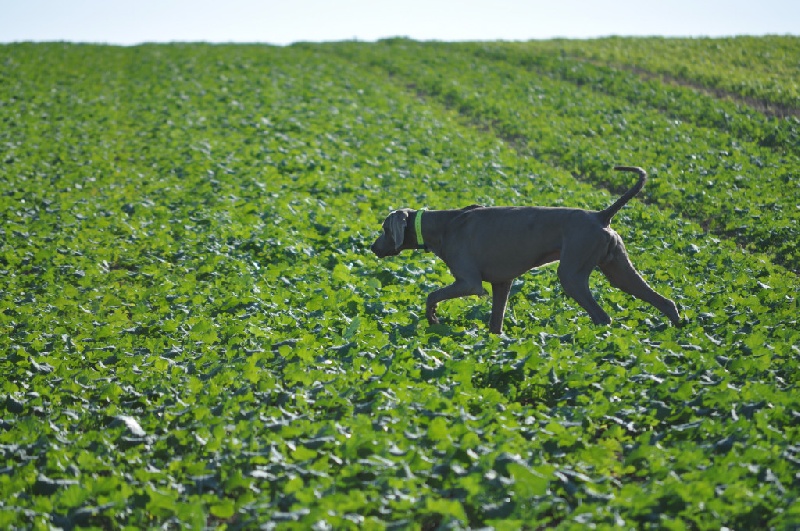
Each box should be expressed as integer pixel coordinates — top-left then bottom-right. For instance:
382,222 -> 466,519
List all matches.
1,40 -> 798,529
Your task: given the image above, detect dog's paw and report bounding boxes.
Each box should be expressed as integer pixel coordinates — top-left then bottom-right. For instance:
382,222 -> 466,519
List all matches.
426,307 -> 439,325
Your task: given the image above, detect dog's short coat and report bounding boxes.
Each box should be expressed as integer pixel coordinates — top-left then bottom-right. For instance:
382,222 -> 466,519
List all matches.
370,166 -> 681,333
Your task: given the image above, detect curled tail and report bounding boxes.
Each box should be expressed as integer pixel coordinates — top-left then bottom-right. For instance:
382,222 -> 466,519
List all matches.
598,166 -> 647,226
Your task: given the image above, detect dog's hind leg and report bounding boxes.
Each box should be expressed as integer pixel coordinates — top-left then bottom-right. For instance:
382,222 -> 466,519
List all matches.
599,245 -> 681,326
557,247 -> 612,325
558,267 -> 612,325
556,237 -> 614,325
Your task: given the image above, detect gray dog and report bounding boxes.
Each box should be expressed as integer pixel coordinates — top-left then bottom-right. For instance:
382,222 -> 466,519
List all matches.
370,166 -> 681,333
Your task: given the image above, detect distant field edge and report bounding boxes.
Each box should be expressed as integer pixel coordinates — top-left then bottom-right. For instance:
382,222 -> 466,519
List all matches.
518,35 -> 800,111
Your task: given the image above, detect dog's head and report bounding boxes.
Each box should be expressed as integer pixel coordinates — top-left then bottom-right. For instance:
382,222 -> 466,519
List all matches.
370,208 -> 415,258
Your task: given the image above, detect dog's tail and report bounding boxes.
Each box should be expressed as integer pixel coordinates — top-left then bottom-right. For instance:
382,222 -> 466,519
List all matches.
598,166 -> 647,226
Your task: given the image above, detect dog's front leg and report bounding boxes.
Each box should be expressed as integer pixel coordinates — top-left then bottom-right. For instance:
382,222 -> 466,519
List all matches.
425,276 -> 486,325
489,280 -> 513,334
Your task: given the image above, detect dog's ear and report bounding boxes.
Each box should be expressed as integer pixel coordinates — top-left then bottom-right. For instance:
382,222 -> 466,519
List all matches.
387,210 -> 409,250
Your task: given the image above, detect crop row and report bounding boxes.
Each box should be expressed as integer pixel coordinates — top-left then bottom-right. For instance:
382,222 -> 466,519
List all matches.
1,42 -> 799,528
327,39 -> 799,269
538,36 -> 800,111
473,41 -> 799,157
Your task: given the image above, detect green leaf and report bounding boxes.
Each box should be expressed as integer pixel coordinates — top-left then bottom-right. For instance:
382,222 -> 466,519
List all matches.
427,417 -> 450,442
146,488 -> 178,518
425,497 -> 467,521
209,498 -> 235,519
343,315 -> 361,340
507,463 -> 550,498
189,318 -> 219,344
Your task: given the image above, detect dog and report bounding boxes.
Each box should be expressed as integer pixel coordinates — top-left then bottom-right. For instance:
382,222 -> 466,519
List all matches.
370,166 -> 681,333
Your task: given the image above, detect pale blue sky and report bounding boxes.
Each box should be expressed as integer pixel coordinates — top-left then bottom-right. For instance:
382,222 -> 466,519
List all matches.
1,0 -> 797,45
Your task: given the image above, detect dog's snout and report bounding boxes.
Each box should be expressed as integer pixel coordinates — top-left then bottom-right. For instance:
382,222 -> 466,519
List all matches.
370,235 -> 385,257
371,232 -> 396,258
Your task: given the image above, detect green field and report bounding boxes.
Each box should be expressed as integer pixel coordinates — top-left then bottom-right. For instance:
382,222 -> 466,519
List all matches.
1,38 -> 798,529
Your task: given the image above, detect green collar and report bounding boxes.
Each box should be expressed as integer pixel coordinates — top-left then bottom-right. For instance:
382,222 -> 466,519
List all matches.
415,208 -> 427,248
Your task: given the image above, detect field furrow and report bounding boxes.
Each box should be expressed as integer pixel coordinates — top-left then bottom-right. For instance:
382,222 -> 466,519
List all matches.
0,42 -> 798,529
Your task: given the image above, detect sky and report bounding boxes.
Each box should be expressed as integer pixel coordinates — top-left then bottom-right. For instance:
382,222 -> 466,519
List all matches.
0,0 -> 797,46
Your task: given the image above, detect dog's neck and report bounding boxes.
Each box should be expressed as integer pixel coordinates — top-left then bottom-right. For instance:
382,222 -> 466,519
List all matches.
414,209 -> 427,250
410,208 -> 465,255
